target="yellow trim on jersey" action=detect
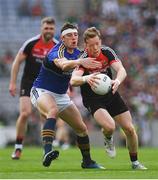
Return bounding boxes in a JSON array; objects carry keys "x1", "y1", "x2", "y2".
[{"x1": 58, "y1": 44, "x2": 65, "y2": 58}]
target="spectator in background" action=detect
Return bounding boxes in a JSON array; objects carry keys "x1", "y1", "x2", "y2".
[
  {"x1": 0, "y1": 50, "x2": 13, "y2": 77},
  {"x1": 2, "y1": 50, "x2": 14, "y2": 65},
  {"x1": 0, "y1": 59, "x2": 9, "y2": 77},
  {"x1": 65, "y1": 11, "x2": 78, "y2": 24},
  {"x1": 31, "y1": 0, "x2": 45, "y2": 17},
  {"x1": 102, "y1": 0, "x2": 120, "y2": 18},
  {"x1": 85, "y1": 0, "x2": 102, "y2": 16},
  {"x1": 17, "y1": 0, "x2": 30, "y2": 17}
]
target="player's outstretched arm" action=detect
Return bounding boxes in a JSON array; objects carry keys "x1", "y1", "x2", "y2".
[{"x1": 54, "y1": 57, "x2": 102, "y2": 71}]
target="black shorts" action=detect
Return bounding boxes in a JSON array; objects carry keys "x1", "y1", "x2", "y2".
[
  {"x1": 83, "y1": 92, "x2": 129, "y2": 117},
  {"x1": 20, "y1": 79, "x2": 33, "y2": 97}
]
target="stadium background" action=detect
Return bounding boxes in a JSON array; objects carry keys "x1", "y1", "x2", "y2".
[{"x1": 0, "y1": 0, "x2": 158, "y2": 148}]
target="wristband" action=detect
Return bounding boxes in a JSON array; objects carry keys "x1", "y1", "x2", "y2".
[
  {"x1": 115, "y1": 78, "x2": 121, "y2": 85},
  {"x1": 82, "y1": 75, "x2": 90, "y2": 83},
  {"x1": 82, "y1": 76, "x2": 87, "y2": 83}
]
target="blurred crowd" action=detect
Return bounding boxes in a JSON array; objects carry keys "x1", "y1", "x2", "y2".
[
  {"x1": 0, "y1": 0, "x2": 158, "y2": 146},
  {"x1": 17, "y1": 0, "x2": 45, "y2": 18}
]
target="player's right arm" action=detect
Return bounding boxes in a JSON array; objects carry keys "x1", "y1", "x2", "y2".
[
  {"x1": 70, "y1": 68, "x2": 100, "y2": 87},
  {"x1": 9, "y1": 52, "x2": 27, "y2": 96},
  {"x1": 54, "y1": 57, "x2": 102, "y2": 71},
  {"x1": 46, "y1": 46, "x2": 102, "y2": 72}
]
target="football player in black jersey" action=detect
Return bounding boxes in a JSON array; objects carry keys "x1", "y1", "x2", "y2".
[
  {"x1": 9, "y1": 17, "x2": 58, "y2": 160},
  {"x1": 71, "y1": 27, "x2": 147, "y2": 170}
]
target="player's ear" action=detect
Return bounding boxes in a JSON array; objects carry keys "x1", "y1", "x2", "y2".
[
  {"x1": 83, "y1": 42, "x2": 86, "y2": 49},
  {"x1": 61, "y1": 35, "x2": 64, "y2": 42},
  {"x1": 40, "y1": 26, "x2": 43, "y2": 33}
]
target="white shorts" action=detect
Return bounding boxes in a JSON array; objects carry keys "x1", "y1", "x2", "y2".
[{"x1": 30, "y1": 87, "x2": 73, "y2": 113}]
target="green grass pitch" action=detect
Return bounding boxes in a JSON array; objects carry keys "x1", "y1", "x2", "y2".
[{"x1": 0, "y1": 147, "x2": 158, "y2": 179}]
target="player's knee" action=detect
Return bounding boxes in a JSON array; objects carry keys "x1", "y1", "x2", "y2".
[
  {"x1": 107, "y1": 126, "x2": 115, "y2": 134},
  {"x1": 103, "y1": 123, "x2": 115, "y2": 134},
  {"x1": 76, "y1": 124, "x2": 88, "y2": 136},
  {"x1": 20, "y1": 110, "x2": 31, "y2": 119},
  {"x1": 47, "y1": 108, "x2": 58, "y2": 118},
  {"x1": 124, "y1": 125, "x2": 136, "y2": 136}
]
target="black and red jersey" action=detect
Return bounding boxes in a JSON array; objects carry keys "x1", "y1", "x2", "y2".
[
  {"x1": 79, "y1": 46, "x2": 120, "y2": 101},
  {"x1": 19, "y1": 34, "x2": 58, "y2": 83}
]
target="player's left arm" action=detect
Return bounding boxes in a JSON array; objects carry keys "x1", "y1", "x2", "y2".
[
  {"x1": 110, "y1": 60, "x2": 127, "y2": 94},
  {"x1": 103, "y1": 46, "x2": 127, "y2": 93}
]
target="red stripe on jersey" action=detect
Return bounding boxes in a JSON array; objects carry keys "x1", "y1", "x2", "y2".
[
  {"x1": 85, "y1": 51, "x2": 110, "y2": 73},
  {"x1": 32, "y1": 37, "x2": 56, "y2": 58}
]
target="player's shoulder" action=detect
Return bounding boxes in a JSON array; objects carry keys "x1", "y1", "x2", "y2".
[
  {"x1": 101, "y1": 45, "x2": 115, "y2": 53},
  {"x1": 101, "y1": 45, "x2": 117, "y2": 57},
  {"x1": 19, "y1": 34, "x2": 40, "y2": 52},
  {"x1": 52, "y1": 37, "x2": 59, "y2": 44},
  {"x1": 47, "y1": 41, "x2": 65, "y2": 59},
  {"x1": 80, "y1": 50, "x2": 88, "y2": 58},
  {"x1": 54, "y1": 41, "x2": 65, "y2": 53},
  {"x1": 23, "y1": 34, "x2": 40, "y2": 46}
]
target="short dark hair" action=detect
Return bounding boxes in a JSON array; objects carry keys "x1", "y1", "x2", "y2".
[
  {"x1": 83, "y1": 27, "x2": 101, "y2": 42},
  {"x1": 41, "y1": 17, "x2": 55, "y2": 25},
  {"x1": 61, "y1": 22, "x2": 78, "y2": 33}
]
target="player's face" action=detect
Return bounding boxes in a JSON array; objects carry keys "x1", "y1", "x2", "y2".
[
  {"x1": 41, "y1": 23, "x2": 55, "y2": 42},
  {"x1": 62, "y1": 32, "x2": 78, "y2": 50},
  {"x1": 85, "y1": 36, "x2": 101, "y2": 57}
]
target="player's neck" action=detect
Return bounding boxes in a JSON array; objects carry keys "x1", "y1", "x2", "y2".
[{"x1": 67, "y1": 48, "x2": 74, "y2": 54}]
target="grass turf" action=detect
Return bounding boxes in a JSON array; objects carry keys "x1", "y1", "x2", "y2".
[{"x1": 0, "y1": 147, "x2": 157, "y2": 179}]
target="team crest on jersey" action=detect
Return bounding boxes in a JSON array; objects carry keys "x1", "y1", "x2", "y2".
[{"x1": 103, "y1": 61, "x2": 108, "y2": 66}]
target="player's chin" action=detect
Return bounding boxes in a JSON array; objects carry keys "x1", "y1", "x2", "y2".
[
  {"x1": 93, "y1": 52, "x2": 99, "y2": 57},
  {"x1": 70, "y1": 44, "x2": 77, "y2": 48},
  {"x1": 45, "y1": 34, "x2": 53, "y2": 41}
]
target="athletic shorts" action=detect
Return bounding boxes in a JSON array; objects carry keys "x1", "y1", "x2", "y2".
[
  {"x1": 30, "y1": 87, "x2": 73, "y2": 113},
  {"x1": 20, "y1": 79, "x2": 33, "y2": 97},
  {"x1": 83, "y1": 92, "x2": 129, "y2": 117}
]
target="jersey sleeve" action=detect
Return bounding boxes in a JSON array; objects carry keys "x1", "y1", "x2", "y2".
[
  {"x1": 47, "y1": 42, "x2": 65, "y2": 63},
  {"x1": 18, "y1": 35, "x2": 40, "y2": 56},
  {"x1": 18, "y1": 41, "x2": 32, "y2": 56},
  {"x1": 47, "y1": 49, "x2": 59, "y2": 63},
  {"x1": 102, "y1": 46, "x2": 120, "y2": 65}
]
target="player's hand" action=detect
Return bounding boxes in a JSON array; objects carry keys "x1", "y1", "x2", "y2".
[
  {"x1": 84, "y1": 73, "x2": 100, "y2": 88},
  {"x1": 111, "y1": 79, "x2": 120, "y2": 94},
  {"x1": 9, "y1": 82, "x2": 17, "y2": 97},
  {"x1": 79, "y1": 58, "x2": 102, "y2": 69}
]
